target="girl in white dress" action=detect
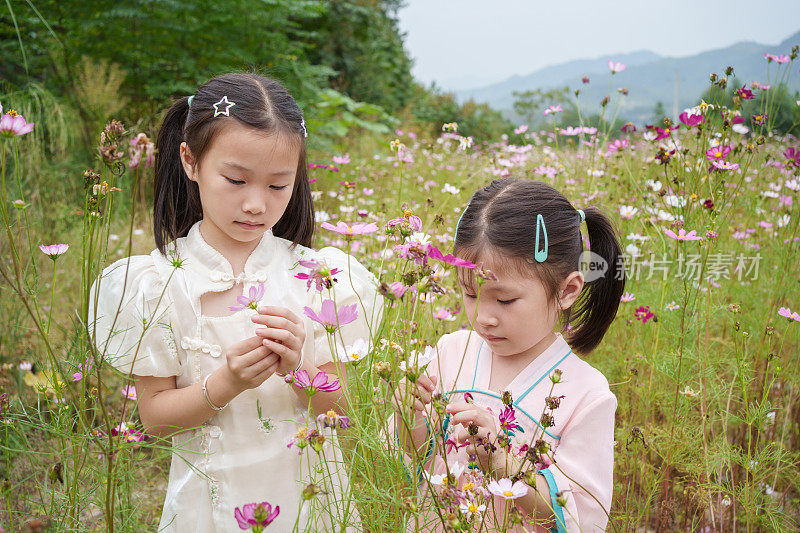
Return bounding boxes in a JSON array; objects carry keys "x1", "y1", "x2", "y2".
[{"x1": 89, "y1": 73, "x2": 381, "y2": 532}]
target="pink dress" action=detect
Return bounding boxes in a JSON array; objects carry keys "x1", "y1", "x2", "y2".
[{"x1": 421, "y1": 330, "x2": 616, "y2": 532}]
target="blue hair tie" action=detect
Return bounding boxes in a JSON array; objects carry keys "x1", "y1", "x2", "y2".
[
  {"x1": 577, "y1": 209, "x2": 585, "y2": 223},
  {"x1": 187, "y1": 95, "x2": 194, "y2": 107}
]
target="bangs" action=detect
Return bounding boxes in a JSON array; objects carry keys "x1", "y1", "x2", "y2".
[{"x1": 453, "y1": 243, "x2": 546, "y2": 294}]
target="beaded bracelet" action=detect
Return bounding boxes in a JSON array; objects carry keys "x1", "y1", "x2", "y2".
[{"x1": 202, "y1": 374, "x2": 229, "y2": 411}]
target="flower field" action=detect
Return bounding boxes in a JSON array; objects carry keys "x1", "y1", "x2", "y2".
[{"x1": 0, "y1": 52, "x2": 799, "y2": 532}]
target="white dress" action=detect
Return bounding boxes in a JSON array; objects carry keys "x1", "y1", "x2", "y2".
[{"x1": 89, "y1": 222, "x2": 382, "y2": 532}]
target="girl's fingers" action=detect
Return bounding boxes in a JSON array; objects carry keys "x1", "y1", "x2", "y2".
[
  {"x1": 227, "y1": 335, "x2": 266, "y2": 358},
  {"x1": 248, "y1": 353, "x2": 280, "y2": 375},
  {"x1": 256, "y1": 327, "x2": 302, "y2": 351},
  {"x1": 445, "y1": 401, "x2": 474, "y2": 414},
  {"x1": 238, "y1": 346, "x2": 274, "y2": 368},
  {"x1": 417, "y1": 375, "x2": 436, "y2": 393},
  {"x1": 448, "y1": 410, "x2": 479, "y2": 427},
  {"x1": 253, "y1": 361, "x2": 280, "y2": 384},
  {"x1": 256, "y1": 305, "x2": 302, "y2": 325},
  {"x1": 262, "y1": 339, "x2": 289, "y2": 356}
]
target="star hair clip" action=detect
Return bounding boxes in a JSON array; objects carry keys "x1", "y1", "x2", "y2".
[{"x1": 213, "y1": 96, "x2": 236, "y2": 117}]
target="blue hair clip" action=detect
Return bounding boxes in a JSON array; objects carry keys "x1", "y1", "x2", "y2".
[
  {"x1": 453, "y1": 205, "x2": 469, "y2": 243},
  {"x1": 577, "y1": 209, "x2": 585, "y2": 223},
  {"x1": 534, "y1": 214, "x2": 548, "y2": 262},
  {"x1": 187, "y1": 95, "x2": 194, "y2": 107}
]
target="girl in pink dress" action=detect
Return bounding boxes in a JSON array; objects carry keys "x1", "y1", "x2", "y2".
[{"x1": 394, "y1": 178, "x2": 626, "y2": 532}]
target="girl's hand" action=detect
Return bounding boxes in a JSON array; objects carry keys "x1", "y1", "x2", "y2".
[
  {"x1": 392, "y1": 375, "x2": 438, "y2": 412},
  {"x1": 223, "y1": 335, "x2": 280, "y2": 391},
  {"x1": 252, "y1": 306, "x2": 306, "y2": 375},
  {"x1": 446, "y1": 402, "x2": 504, "y2": 473}
]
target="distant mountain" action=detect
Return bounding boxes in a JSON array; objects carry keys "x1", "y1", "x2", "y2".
[{"x1": 456, "y1": 31, "x2": 800, "y2": 124}]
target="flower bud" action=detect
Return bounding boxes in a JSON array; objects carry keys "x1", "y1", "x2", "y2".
[{"x1": 550, "y1": 369, "x2": 563, "y2": 383}]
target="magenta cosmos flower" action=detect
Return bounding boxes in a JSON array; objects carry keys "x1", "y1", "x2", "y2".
[
  {"x1": 499, "y1": 406, "x2": 522, "y2": 434},
  {"x1": 427, "y1": 244, "x2": 477, "y2": 268},
  {"x1": 487, "y1": 478, "x2": 529, "y2": 500},
  {"x1": 234, "y1": 501, "x2": 280, "y2": 531},
  {"x1": 39, "y1": 243, "x2": 69, "y2": 260},
  {"x1": 607, "y1": 60, "x2": 626, "y2": 73},
  {"x1": 736, "y1": 87, "x2": 756, "y2": 100},
  {"x1": 0, "y1": 112, "x2": 34, "y2": 138},
  {"x1": 679, "y1": 112, "x2": 704, "y2": 127},
  {"x1": 783, "y1": 147, "x2": 800, "y2": 167},
  {"x1": 321, "y1": 220, "x2": 379, "y2": 237},
  {"x1": 778, "y1": 307, "x2": 800, "y2": 322},
  {"x1": 664, "y1": 228, "x2": 703, "y2": 241},
  {"x1": 304, "y1": 299, "x2": 357, "y2": 333},
  {"x1": 287, "y1": 369, "x2": 341, "y2": 394},
  {"x1": 229, "y1": 283, "x2": 265, "y2": 312}
]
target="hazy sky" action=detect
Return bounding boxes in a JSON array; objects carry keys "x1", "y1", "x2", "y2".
[{"x1": 398, "y1": 1, "x2": 800, "y2": 91}]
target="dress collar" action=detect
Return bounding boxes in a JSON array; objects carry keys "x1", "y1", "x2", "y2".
[
  {"x1": 176, "y1": 221, "x2": 277, "y2": 286},
  {"x1": 473, "y1": 332, "x2": 573, "y2": 399}
]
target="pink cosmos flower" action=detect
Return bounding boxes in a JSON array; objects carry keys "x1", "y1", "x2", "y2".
[
  {"x1": 514, "y1": 125, "x2": 529, "y2": 134},
  {"x1": 304, "y1": 299, "x2": 357, "y2": 333},
  {"x1": 705, "y1": 145, "x2": 732, "y2": 162},
  {"x1": 621, "y1": 122, "x2": 637, "y2": 133},
  {"x1": 295, "y1": 259, "x2": 341, "y2": 292},
  {"x1": 620, "y1": 292, "x2": 636, "y2": 303},
  {"x1": 321, "y1": 221, "x2": 379, "y2": 237},
  {"x1": 487, "y1": 478, "x2": 529, "y2": 500},
  {"x1": 543, "y1": 105, "x2": 562, "y2": 116},
  {"x1": 234, "y1": 501, "x2": 280, "y2": 530},
  {"x1": 432, "y1": 307, "x2": 456, "y2": 321},
  {"x1": 121, "y1": 385, "x2": 137, "y2": 401},
  {"x1": 0, "y1": 112, "x2": 35, "y2": 137},
  {"x1": 316, "y1": 409, "x2": 351, "y2": 429},
  {"x1": 607, "y1": 60, "x2": 626, "y2": 73},
  {"x1": 386, "y1": 214, "x2": 423, "y2": 232},
  {"x1": 228, "y1": 283, "x2": 265, "y2": 312},
  {"x1": 386, "y1": 281, "x2": 410, "y2": 299},
  {"x1": 129, "y1": 133, "x2": 155, "y2": 170},
  {"x1": 736, "y1": 88, "x2": 755, "y2": 100},
  {"x1": 286, "y1": 369, "x2": 341, "y2": 393},
  {"x1": 427, "y1": 244, "x2": 477, "y2": 268},
  {"x1": 332, "y1": 154, "x2": 350, "y2": 165},
  {"x1": 607, "y1": 138, "x2": 629, "y2": 153},
  {"x1": 778, "y1": 307, "x2": 800, "y2": 322},
  {"x1": 711, "y1": 160, "x2": 740, "y2": 171},
  {"x1": 764, "y1": 53, "x2": 789, "y2": 63},
  {"x1": 39, "y1": 243, "x2": 69, "y2": 260},
  {"x1": 664, "y1": 228, "x2": 703, "y2": 241},
  {"x1": 679, "y1": 112, "x2": 705, "y2": 127}
]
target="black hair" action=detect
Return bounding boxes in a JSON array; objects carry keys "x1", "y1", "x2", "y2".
[
  {"x1": 453, "y1": 178, "x2": 625, "y2": 355},
  {"x1": 153, "y1": 72, "x2": 314, "y2": 253}
]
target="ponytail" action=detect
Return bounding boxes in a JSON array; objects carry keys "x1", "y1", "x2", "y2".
[
  {"x1": 563, "y1": 207, "x2": 626, "y2": 355},
  {"x1": 153, "y1": 96, "x2": 203, "y2": 253}
]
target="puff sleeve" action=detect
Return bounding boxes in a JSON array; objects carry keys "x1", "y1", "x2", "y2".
[
  {"x1": 540, "y1": 392, "x2": 617, "y2": 532},
  {"x1": 307, "y1": 247, "x2": 384, "y2": 368},
  {"x1": 88, "y1": 255, "x2": 182, "y2": 377}
]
